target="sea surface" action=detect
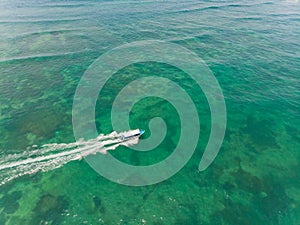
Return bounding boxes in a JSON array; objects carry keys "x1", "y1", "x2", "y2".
[{"x1": 0, "y1": 0, "x2": 300, "y2": 224}]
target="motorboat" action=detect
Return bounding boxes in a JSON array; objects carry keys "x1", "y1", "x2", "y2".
[{"x1": 120, "y1": 129, "x2": 145, "y2": 141}]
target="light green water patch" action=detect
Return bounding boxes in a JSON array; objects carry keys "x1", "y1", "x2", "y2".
[{"x1": 0, "y1": 52, "x2": 98, "y2": 150}]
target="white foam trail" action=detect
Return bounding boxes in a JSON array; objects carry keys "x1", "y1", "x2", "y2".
[{"x1": 0, "y1": 130, "x2": 140, "y2": 185}]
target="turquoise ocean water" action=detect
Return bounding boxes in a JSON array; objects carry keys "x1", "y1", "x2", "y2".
[{"x1": 0, "y1": 0, "x2": 300, "y2": 224}]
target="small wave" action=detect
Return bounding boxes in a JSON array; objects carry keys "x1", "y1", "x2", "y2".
[
  {"x1": 0, "y1": 51, "x2": 92, "y2": 63},
  {"x1": 41, "y1": 3, "x2": 94, "y2": 8},
  {"x1": 174, "y1": 5, "x2": 221, "y2": 14},
  {"x1": 0, "y1": 18, "x2": 85, "y2": 24},
  {"x1": 169, "y1": 2, "x2": 273, "y2": 15},
  {"x1": 15, "y1": 29, "x2": 80, "y2": 39},
  {"x1": 233, "y1": 17, "x2": 263, "y2": 21}
]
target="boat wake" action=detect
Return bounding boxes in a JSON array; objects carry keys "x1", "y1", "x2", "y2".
[{"x1": 0, "y1": 130, "x2": 141, "y2": 185}]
